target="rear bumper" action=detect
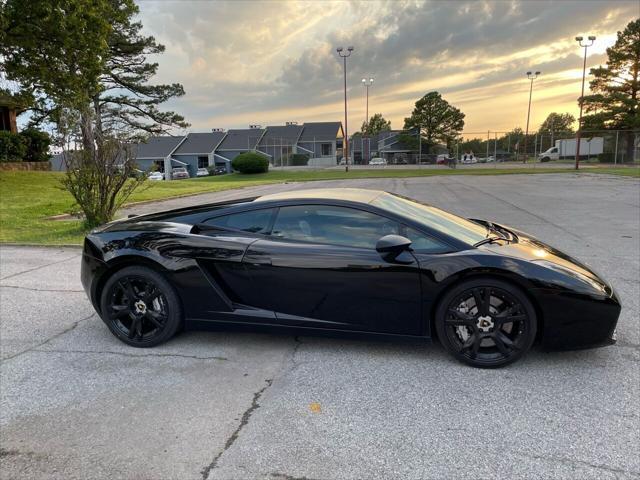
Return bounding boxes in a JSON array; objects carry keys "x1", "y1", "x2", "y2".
[{"x1": 533, "y1": 288, "x2": 621, "y2": 351}]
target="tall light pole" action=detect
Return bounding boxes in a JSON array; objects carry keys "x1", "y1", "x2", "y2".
[
  {"x1": 361, "y1": 77, "x2": 373, "y2": 163},
  {"x1": 337, "y1": 46, "x2": 354, "y2": 172},
  {"x1": 523, "y1": 71, "x2": 540, "y2": 163},
  {"x1": 575, "y1": 35, "x2": 595, "y2": 170}
]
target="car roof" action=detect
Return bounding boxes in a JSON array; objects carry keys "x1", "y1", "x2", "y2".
[{"x1": 254, "y1": 188, "x2": 385, "y2": 204}]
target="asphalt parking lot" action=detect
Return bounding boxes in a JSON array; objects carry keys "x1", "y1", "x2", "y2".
[{"x1": 1, "y1": 173, "x2": 639, "y2": 480}]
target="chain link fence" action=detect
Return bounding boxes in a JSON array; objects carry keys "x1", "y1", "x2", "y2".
[
  {"x1": 454, "y1": 129, "x2": 639, "y2": 164},
  {"x1": 251, "y1": 129, "x2": 639, "y2": 169}
]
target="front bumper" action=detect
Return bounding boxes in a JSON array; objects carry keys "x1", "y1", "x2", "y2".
[{"x1": 533, "y1": 287, "x2": 621, "y2": 351}]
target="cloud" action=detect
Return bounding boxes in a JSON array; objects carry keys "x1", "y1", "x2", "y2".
[{"x1": 138, "y1": 0, "x2": 639, "y2": 133}]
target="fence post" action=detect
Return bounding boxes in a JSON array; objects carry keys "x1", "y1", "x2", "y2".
[
  {"x1": 486, "y1": 130, "x2": 490, "y2": 163},
  {"x1": 614, "y1": 130, "x2": 619, "y2": 165}
]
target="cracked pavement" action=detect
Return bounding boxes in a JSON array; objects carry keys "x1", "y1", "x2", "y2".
[{"x1": 1, "y1": 174, "x2": 639, "y2": 479}]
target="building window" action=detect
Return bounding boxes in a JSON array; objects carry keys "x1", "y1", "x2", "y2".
[
  {"x1": 321, "y1": 143, "x2": 332, "y2": 156},
  {"x1": 198, "y1": 156, "x2": 208, "y2": 168},
  {"x1": 154, "y1": 160, "x2": 164, "y2": 173}
]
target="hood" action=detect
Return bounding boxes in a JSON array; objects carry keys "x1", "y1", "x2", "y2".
[{"x1": 482, "y1": 225, "x2": 612, "y2": 296}]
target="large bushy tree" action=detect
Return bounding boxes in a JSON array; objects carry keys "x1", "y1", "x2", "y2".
[
  {"x1": 581, "y1": 18, "x2": 639, "y2": 161},
  {"x1": 1, "y1": 0, "x2": 189, "y2": 226},
  {"x1": 361, "y1": 113, "x2": 391, "y2": 136},
  {"x1": 1, "y1": 0, "x2": 188, "y2": 141},
  {"x1": 404, "y1": 92, "x2": 465, "y2": 152},
  {"x1": 539, "y1": 113, "x2": 576, "y2": 136}
]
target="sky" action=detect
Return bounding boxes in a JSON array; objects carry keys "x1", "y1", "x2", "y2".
[{"x1": 137, "y1": 0, "x2": 639, "y2": 137}]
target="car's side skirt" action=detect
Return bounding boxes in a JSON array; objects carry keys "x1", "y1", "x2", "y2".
[{"x1": 185, "y1": 318, "x2": 433, "y2": 344}]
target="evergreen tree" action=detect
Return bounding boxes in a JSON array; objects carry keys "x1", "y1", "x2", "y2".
[
  {"x1": 404, "y1": 92, "x2": 465, "y2": 152},
  {"x1": 581, "y1": 18, "x2": 639, "y2": 161}
]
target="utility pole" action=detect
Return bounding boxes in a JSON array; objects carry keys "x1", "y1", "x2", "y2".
[
  {"x1": 337, "y1": 46, "x2": 354, "y2": 172},
  {"x1": 362, "y1": 77, "x2": 373, "y2": 164},
  {"x1": 575, "y1": 35, "x2": 596, "y2": 170},
  {"x1": 523, "y1": 71, "x2": 541, "y2": 163}
]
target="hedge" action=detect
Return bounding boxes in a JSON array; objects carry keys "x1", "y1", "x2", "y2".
[
  {"x1": 0, "y1": 129, "x2": 51, "y2": 163},
  {"x1": 288, "y1": 153, "x2": 309, "y2": 166},
  {"x1": 0, "y1": 131, "x2": 27, "y2": 162},
  {"x1": 231, "y1": 151, "x2": 269, "y2": 173}
]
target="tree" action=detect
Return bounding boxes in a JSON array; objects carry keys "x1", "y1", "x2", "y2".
[
  {"x1": 60, "y1": 124, "x2": 146, "y2": 227},
  {"x1": 539, "y1": 113, "x2": 575, "y2": 136},
  {"x1": 1, "y1": 0, "x2": 189, "y2": 141},
  {"x1": 361, "y1": 113, "x2": 391, "y2": 136},
  {"x1": 581, "y1": 18, "x2": 640, "y2": 162},
  {"x1": 1, "y1": 0, "x2": 189, "y2": 226},
  {"x1": 403, "y1": 92, "x2": 465, "y2": 152}
]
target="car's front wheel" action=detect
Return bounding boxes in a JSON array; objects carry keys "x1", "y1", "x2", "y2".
[
  {"x1": 100, "y1": 266, "x2": 182, "y2": 347},
  {"x1": 435, "y1": 278, "x2": 537, "y2": 368}
]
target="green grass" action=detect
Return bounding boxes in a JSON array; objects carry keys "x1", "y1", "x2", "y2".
[{"x1": 1, "y1": 166, "x2": 638, "y2": 245}]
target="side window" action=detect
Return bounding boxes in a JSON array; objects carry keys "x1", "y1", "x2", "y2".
[
  {"x1": 272, "y1": 205, "x2": 400, "y2": 249},
  {"x1": 204, "y1": 209, "x2": 274, "y2": 234},
  {"x1": 405, "y1": 227, "x2": 451, "y2": 253}
]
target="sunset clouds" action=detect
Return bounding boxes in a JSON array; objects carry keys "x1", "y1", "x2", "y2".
[{"x1": 138, "y1": 0, "x2": 639, "y2": 134}]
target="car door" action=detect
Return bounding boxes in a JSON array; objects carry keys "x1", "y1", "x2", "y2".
[
  {"x1": 241, "y1": 204, "x2": 423, "y2": 335},
  {"x1": 189, "y1": 207, "x2": 276, "y2": 313}
]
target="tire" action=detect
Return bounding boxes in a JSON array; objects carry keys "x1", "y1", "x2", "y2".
[
  {"x1": 100, "y1": 266, "x2": 182, "y2": 348},
  {"x1": 435, "y1": 278, "x2": 537, "y2": 368}
]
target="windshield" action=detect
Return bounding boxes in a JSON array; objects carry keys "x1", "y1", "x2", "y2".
[{"x1": 372, "y1": 192, "x2": 488, "y2": 245}]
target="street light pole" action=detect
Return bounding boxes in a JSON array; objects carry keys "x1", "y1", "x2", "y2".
[
  {"x1": 337, "y1": 46, "x2": 354, "y2": 172},
  {"x1": 575, "y1": 35, "x2": 596, "y2": 170},
  {"x1": 361, "y1": 77, "x2": 373, "y2": 164},
  {"x1": 523, "y1": 71, "x2": 540, "y2": 163}
]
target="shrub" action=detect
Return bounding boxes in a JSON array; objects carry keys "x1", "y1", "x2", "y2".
[
  {"x1": 232, "y1": 151, "x2": 269, "y2": 173},
  {"x1": 597, "y1": 152, "x2": 616, "y2": 164},
  {"x1": 21, "y1": 128, "x2": 52, "y2": 162},
  {"x1": 288, "y1": 153, "x2": 309, "y2": 166},
  {"x1": 0, "y1": 131, "x2": 27, "y2": 162}
]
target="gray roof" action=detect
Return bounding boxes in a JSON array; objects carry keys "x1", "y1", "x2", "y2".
[
  {"x1": 258, "y1": 125, "x2": 303, "y2": 146},
  {"x1": 173, "y1": 132, "x2": 226, "y2": 155},
  {"x1": 217, "y1": 129, "x2": 265, "y2": 150},
  {"x1": 350, "y1": 133, "x2": 384, "y2": 152},
  {"x1": 134, "y1": 136, "x2": 184, "y2": 159},
  {"x1": 299, "y1": 122, "x2": 343, "y2": 142}
]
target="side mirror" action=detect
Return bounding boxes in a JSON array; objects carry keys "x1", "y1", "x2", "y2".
[{"x1": 376, "y1": 234, "x2": 413, "y2": 263}]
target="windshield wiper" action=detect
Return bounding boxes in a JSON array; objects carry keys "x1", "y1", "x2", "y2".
[{"x1": 473, "y1": 235, "x2": 504, "y2": 247}]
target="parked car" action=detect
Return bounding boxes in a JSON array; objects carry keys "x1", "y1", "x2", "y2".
[
  {"x1": 436, "y1": 154, "x2": 448, "y2": 165},
  {"x1": 82, "y1": 188, "x2": 620, "y2": 369},
  {"x1": 369, "y1": 157, "x2": 387, "y2": 165},
  {"x1": 171, "y1": 167, "x2": 190, "y2": 180},
  {"x1": 148, "y1": 171, "x2": 164, "y2": 181},
  {"x1": 196, "y1": 167, "x2": 209, "y2": 177},
  {"x1": 213, "y1": 165, "x2": 227, "y2": 175},
  {"x1": 460, "y1": 153, "x2": 477, "y2": 164},
  {"x1": 478, "y1": 156, "x2": 496, "y2": 163}
]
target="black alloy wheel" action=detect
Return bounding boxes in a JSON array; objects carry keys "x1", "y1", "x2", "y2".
[
  {"x1": 100, "y1": 266, "x2": 182, "y2": 347},
  {"x1": 435, "y1": 278, "x2": 537, "y2": 368}
]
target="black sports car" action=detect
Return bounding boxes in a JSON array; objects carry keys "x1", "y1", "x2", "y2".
[{"x1": 81, "y1": 188, "x2": 621, "y2": 368}]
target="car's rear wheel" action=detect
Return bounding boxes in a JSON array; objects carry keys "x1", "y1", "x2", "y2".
[
  {"x1": 100, "y1": 266, "x2": 182, "y2": 347},
  {"x1": 435, "y1": 278, "x2": 536, "y2": 368}
]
